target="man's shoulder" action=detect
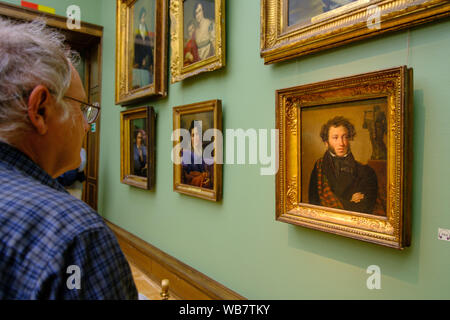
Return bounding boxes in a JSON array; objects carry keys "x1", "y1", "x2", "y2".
[
  {"x1": 0, "y1": 166, "x2": 106, "y2": 252},
  {"x1": 313, "y1": 156, "x2": 325, "y2": 167}
]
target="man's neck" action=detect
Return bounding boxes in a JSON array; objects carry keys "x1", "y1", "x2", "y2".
[
  {"x1": 8, "y1": 136, "x2": 64, "y2": 178},
  {"x1": 328, "y1": 150, "x2": 349, "y2": 158}
]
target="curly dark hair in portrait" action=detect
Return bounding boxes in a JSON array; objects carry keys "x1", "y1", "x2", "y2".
[
  {"x1": 193, "y1": 2, "x2": 203, "y2": 17},
  {"x1": 320, "y1": 116, "x2": 356, "y2": 142},
  {"x1": 193, "y1": 2, "x2": 213, "y2": 20}
]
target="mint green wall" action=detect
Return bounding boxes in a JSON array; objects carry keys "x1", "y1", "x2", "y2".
[
  {"x1": 100, "y1": 1, "x2": 450, "y2": 299},
  {"x1": 3, "y1": 0, "x2": 450, "y2": 299}
]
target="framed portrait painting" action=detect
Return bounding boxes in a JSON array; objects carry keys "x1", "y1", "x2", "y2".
[
  {"x1": 173, "y1": 100, "x2": 222, "y2": 201},
  {"x1": 120, "y1": 106, "x2": 156, "y2": 189},
  {"x1": 261, "y1": 0, "x2": 450, "y2": 64},
  {"x1": 116, "y1": 0, "x2": 168, "y2": 105},
  {"x1": 170, "y1": 0, "x2": 225, "y2": 83},
  {"x1": 276, "y1": 66, "x2": 413, "y2": 249}
]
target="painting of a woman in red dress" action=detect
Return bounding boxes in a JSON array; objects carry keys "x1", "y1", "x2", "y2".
[{"x1": 183, "y1": 20, "x2": 199, "y2": 66}]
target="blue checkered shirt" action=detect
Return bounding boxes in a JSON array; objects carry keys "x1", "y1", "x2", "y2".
[{"x1": 0, "y1": 142, "x2": 138, "y2": 299}]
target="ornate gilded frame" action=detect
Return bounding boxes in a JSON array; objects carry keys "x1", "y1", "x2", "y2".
[
  {"x1": 261, "y1": 0, "x2": 450, "y2": 64},
  {"x1": 116, "y1": 0, "x2": 168, "y2": 105},
  {"x1": 173, "y1": 100, "x2": 223, "y2": 201},
  {"x1": 170, "y1": 0, "x2": 225, "y2": 83},
  {"x1": 120, "y1": 106, "x2": 156, "y2": 189},
  {"x1": 276, "y1": 66, "x2": 413, "y2": 249}
]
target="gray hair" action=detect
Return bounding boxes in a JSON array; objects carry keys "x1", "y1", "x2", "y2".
[{"x1": 0, "y1": 18, "x2": 78, "y2": 141}]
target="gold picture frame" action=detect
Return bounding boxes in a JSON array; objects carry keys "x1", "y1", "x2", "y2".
[
  {"x1": 173, "y1": 100, "x2": 223, "y2": 201},
  {"x1": 170, "y1": 0, "x2": 225, "y2": 83},
  {"x1": 276, "y1": 66, "x2": 413, "y2": 249},
  {"x1": 261, "y1": 0, "x2": 450, "y2": 64},
  {"x1": 116, "y1": 0, "x2": 168, "y2": 105},
  {"x1": 120, "y1": 106, "x2": 156, "y2": 189}
]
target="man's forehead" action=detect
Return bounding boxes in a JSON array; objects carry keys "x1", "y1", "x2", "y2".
[
  {"x1": 68, "y1": 64, "x2": 87, "y2": 101},
  {"x1": 329, "y1": 125, "x2": 348, "y2": 133}
]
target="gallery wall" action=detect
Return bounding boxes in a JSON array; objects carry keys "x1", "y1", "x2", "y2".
[{"x1": 3, "y1": 0, "x2": 450, "y2": 299}]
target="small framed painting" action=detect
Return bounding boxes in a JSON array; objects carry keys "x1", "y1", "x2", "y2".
[
  {"x1": 120, "y1": 106, "x2": 156, "y2": 189},
  {"x1": 116, "y1": 0, "x2": 168, "y2": 105},
  {"x1": 170, "y1": 0, "x2": 225, "y2": 83},
  {"x1": 172, "y1": 100, "x2": 222, "y2": 201}
]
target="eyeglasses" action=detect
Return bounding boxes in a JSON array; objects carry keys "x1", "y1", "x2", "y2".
[{"x1": 63, "y1": 96, "x2": 101, "y2": 124}]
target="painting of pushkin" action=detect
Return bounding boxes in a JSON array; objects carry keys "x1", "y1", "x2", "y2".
[{"x1": 308, "y1": 116, "x2": 378, "y2": 214}]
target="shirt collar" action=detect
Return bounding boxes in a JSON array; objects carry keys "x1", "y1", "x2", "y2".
[
  {"x1": 0, "y1": 142, "x2": 67, "y2": 193},
  {"x1": 328, "y1": 150, "x2": 349, "y2": 158}
]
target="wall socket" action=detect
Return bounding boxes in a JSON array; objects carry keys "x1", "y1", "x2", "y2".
[{"x1": 438, "y1": 228, "x2": 450, "y2": 241}]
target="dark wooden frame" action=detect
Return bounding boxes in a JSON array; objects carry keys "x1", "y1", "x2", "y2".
[
  {"x1": 116, "y1": 0, "x2": 168, "y2": 105},
  {"x1": 173, "y1": 100, "x2": 223, "y2": 201},
  {"x1": 120, "y1": 106, "x2": 156, "y2": 189},
  {"x1": 276, "y1": 66, "x2": 413, "y2": 249}
]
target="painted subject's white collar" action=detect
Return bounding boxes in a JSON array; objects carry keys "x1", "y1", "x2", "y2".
[{"x1": 329, "y1": 150, "x2": 349, "y2": 158}]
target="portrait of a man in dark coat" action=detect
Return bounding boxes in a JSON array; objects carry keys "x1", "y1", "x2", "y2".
[{"x1": 308, "y1": 116, "x2": 379, "y2": 214}]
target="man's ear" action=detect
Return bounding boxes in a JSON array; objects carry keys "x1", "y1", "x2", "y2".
[{"x1": 27, "y1": 85, "x2": 52, "y2": 135}]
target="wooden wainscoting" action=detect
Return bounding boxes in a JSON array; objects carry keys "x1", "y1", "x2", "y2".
[{"x1": 106, "y1": 220, "x2": 246, "y2": 300}]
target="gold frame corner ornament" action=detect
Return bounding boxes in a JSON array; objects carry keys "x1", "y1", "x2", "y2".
[
  {"x1": 261, "y1": 0, "x2": 450, "y2": 64},
  {"x1": 170, "y1": 0, "x2": 226, "y2": 83},
  {"x1": 276, "y1": 66, "x2": 413, "y2": 249}
]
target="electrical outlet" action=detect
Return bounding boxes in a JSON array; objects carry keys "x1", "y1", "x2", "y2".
[{"x1": 438, "y1": 228, "x2": 450, "y2": 241}]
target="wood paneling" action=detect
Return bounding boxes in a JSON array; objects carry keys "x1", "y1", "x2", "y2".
[
  {"x1": 106, "y1": 220, "x2": 246, "y2": 300},
  {"x1": 82, "y1": 44, "x2": 102, "y2": 211},
  {"x1": 85, "y1": 183, "x2": 96, "y2": 209}
]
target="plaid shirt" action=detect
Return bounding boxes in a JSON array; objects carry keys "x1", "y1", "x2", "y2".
[{"x1": 0, "y1": 142, "x2": 138, "y2": 299}]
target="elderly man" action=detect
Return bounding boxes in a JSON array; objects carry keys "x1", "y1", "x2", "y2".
[
  {"x1": 308, "y1": 116, "x2": 379, "y2": 214},
  {"x1": 0, "y1": 19, "x2": 137, "y2": 299}
]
